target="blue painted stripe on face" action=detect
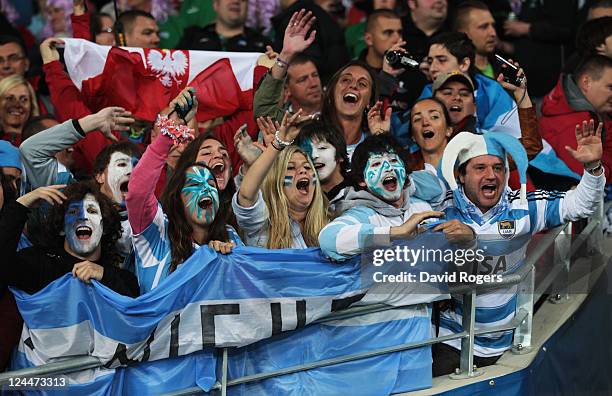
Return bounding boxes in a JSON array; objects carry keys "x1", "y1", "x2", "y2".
[{"x1": 284, "y1": 176, "x2": 294, "y2": 186}]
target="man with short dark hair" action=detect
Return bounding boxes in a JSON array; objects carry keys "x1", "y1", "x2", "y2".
[
  {"x1": 452, "y1": 1, "x2": 497, "y2": 78},
  {"x1": 0, "y1": 36, "x2": 29, "y2": 81},
  {"x1": 117, "y1": 10, "x2": 160, "y2": 48},
  {"x1": 362, "y1": 9, "x2": 428, "y2": 110},
  {"x1": 177, "y1": 0, "x2": 271, "y2": 52},
  {"x1": 587, "y1": 0, "x2": 612, "y2": 20},
  {"x1": 540, "y1": 55, "x2": 612, "y2": 180}
]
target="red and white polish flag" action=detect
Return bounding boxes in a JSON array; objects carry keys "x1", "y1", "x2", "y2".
[{"x1": 62, "y1": 38, "x2": 262, "y2": 121}]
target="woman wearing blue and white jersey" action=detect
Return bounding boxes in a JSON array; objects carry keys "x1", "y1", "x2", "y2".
[{"x1": 127, "y1": 89, "x2": 242, "y2": 294}]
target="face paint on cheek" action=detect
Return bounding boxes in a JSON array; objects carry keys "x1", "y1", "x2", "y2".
[
  {"x1": 363, "y1": 154, "x2": 406, "y2": 202},
  {"x1": 311, "y1": 140, "x2": 337, "y2": 182},
  {"x1": 106, "y1": 152, "x2": 133, "y2": 204},
  {"x1": 284, "y1": 176, "x2": 294, "y2": 187},
  {"x1": 64, "y1": 195, "x2": 103, "y2": 256},
  {"x1": 182, "y1": 167, "x2": 220, "y2": 225}
]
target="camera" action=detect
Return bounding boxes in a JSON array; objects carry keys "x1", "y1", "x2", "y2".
[
  {"x1": 385, "y1": 50, "x2": 419, "y2": 70},
  {"x1": 494, "y1": 54, "x2": 526, "y2": 87}
]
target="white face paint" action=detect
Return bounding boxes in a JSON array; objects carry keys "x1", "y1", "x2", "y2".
[
  {"x1": 309, "y1": 137, "x2": 337, "y2": 182},
  {"x1": 64, "y1": 194, "x2": 104, "y2": 257},
  {"x1": 106, "y1": 152, "x2": 137, "y2": 204},
  {"x1": 363, "y1": 152, "x2": 407, "y2": 203}
]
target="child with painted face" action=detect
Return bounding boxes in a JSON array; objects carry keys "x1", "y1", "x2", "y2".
[
  {"x1": 319, "y1": 134, "x2": 458, "y2": 261},
  {"x1": 127, "y1": 88, "x2": 243, "y2": 294},
  {"x1": 233, "y1": 110, "x2": 329, "y2": 248},
  {"x1": 0, "y1": 181, "x2": 140, "y2": 296}
]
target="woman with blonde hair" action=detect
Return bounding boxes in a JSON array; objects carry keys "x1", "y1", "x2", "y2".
[
  {"x1": 233, "y1": 110, "x2": 328, "y2": 249},
  {"x1": 0, "y1": 75, "x2": 39, "y2": 147}
]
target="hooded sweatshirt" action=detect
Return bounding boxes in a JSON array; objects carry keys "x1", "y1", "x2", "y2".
[
  {"x1": 540, "y1": 74, "x2": 612, "y2": 180},
  {"x1": 319, "y1": 187, "x2": 432, "y2": 261}
]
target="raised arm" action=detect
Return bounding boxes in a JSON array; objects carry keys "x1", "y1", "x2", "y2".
[
  {"x1": 20, "y1": 107, "x2": 133, "y2": 189},
  {"x1": 71, "y1": 0, "x2": 92, "y2": 41},
  {"x1": 238, "y1": 111, "x2": 303, "y2": 207},
  {"x1": 496, "y1": 61, "x2": 543, "y2": 160},
  {"x1": 530, "y1": 121, "x2": 605, "y2": 233},
  {"x1": 253, "y1": 10, "x2": 316, "y2": 121},
  {"x1": 127, "y1": 89, "x2": 197, "y2": 234}
]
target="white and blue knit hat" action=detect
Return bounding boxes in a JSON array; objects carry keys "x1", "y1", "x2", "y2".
[{"x1": 440, "y1": 131, "x2": 529, "y2": 206}]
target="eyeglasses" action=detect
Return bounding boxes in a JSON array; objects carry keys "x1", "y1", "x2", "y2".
[{"x1": 0, "y1": 55, "x2": 25, "y2": 65}]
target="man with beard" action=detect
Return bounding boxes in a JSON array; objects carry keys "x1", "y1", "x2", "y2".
[
  {"x1": 319, "y1": 134, "x2": 472, "y2": 261},
  {"x1": 432, "y1": 126, "x2": 604, "y2": 375},
  {"x1": 0, "y1": 181, "x2": 139, "y2": 297}
]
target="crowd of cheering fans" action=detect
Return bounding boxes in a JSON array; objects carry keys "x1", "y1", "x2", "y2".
[{"x1": 0, "y1": 0, "x2": 610, "y2": 379}]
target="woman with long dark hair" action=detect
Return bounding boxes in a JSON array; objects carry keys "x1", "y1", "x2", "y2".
[
  {"x1": 320, "y1": 60, "x2": 390, "y2": 158},
  {"x1": 127, "y1": 89, "x2": 242, "y2": 294},
  {"x1": 179, "y1": 133, "x2": 237, "y2": 230}
]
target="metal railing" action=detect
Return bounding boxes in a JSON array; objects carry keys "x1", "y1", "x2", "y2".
[{"x1": 0, "y1": 200, "x2": 607, "y2": 395}]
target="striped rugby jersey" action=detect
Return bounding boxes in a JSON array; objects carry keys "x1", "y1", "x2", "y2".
[
  {"x1": 132, "y1": 204, "x2": 243, "y2": 294},
  {"x1": 437, "y1": 171, "x2": 604, "y2": 357}
]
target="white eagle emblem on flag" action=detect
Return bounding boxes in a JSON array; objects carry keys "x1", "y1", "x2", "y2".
[{"x1": 146, "y1": 49, "x2": 188, "y2": 87}]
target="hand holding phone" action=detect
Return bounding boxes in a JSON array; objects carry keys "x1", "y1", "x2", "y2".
[{"x1": 494, "y1": 54, "x2": 525, "y2": 87}]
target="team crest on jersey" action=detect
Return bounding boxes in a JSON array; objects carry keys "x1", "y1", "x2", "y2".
[{"x1": 497, "y1": 220, "x2": 516, "y2": 239}]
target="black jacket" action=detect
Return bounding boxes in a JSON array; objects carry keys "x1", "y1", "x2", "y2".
[
  {"x1": 0, "y1": 201, "x2": 140, "y2": 297},
  {"x1": 497, "y1": 0, "x2": 577, "y2": 97},
  {"x1": 272, "y1": 0, "x2": 349, "y2": 83},
  {"x1": 177, "y1": 23, "x2": 272, "y2": 53}
]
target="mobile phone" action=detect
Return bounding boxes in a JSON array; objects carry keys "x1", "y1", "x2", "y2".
[
  {"x1": 174, "y1": 89, "x2": 195, "y2": 120},
  {"x1": 494, "y1": 54, "x2": 525, "y2": 87}
]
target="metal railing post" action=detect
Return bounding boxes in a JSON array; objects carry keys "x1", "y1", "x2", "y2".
[
  {"x1": 450, "y1": 290, "x2": 482, "y2": 379},
  {"x1": 587, "y1": 192, "x2": 604, "y2": 255},
  {"x1": 221, "y1": 348, "x2": 228, "y2": 396},
  {"x1": 512, "y1": 265, "x2": 534, "y2": 354},
  {"x1": 550, "y1": 223, "x2": 572, "y2": 304}
]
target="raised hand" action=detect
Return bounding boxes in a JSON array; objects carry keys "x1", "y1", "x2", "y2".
[
  {"x1": 79, "y1": 106, "x2": 134, "y2": 141},
  {"x1": 40, "y1": 37, "x2": 64, "y2": 64},
  {"x1": 566, "y1": 119, "x2": 603, "y2": 166},
  {"x1": 257, "y1": 45, "x2": 278, "y2": 68},
  {"x1": 72, "y1": 261, "x2": 104, "y2": 283},
  {"x1": 367, "y1": 101, "x2": 391, "y2": 135},
  {"x1": 167, "y1": 87, "x2": 198, "y2": 124},
  {"x1": 73, "y1": 0, "x2": 86, "y2": 16},
  {"x1": 281, "y1": 9, "x2": 317, "y2": 61},
  {"x1": 234, "y1": 124, "x2": 265, "y2": 167},
  {"x1": 16, "y1": 185, "x2": 67, "y2": 208},
  {"x1": 382, "y1": 40, "x2": 407, "y2": 77},
  {"x1": 277, "y1": 109, "x2": 311, "y2": 143},
  {"x1": 256, "y1": 116, "x2": 280, "y2": 146}
]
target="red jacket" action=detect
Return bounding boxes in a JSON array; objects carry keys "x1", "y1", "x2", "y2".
[{"x1": 540, "y1": 76, "x2": 612, "y2": 181}]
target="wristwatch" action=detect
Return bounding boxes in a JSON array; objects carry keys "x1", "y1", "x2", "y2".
[{"x1": 585, "y1": 161, "x2": 603, "y2": 176}]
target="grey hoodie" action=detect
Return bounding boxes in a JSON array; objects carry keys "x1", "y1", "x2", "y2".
[{"x1": 334, "y1": 186, "x2": 416, "y2": 218}]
